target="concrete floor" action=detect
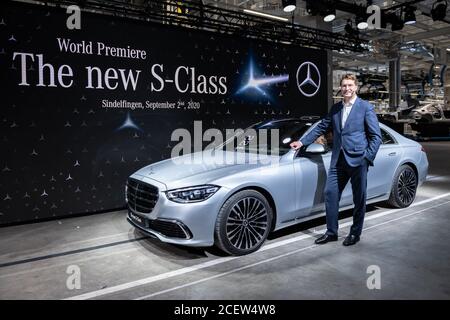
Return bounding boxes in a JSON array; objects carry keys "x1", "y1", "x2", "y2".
[{"x1": 0, "y1": 141, "x2": 449, "y2": 300}]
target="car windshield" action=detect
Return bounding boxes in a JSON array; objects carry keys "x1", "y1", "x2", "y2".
[{"x1": 217, "y1": 120, "x2": 311, "y2": 156}]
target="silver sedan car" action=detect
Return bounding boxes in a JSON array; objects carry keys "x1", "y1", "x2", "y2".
[{"x1": 126, "y1": 119, "x2": 428, "y2": 255}]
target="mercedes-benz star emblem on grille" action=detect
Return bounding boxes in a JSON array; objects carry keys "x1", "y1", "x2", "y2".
[{"x1": 296, "y1": 61, "x2": 321, "y2": 97}]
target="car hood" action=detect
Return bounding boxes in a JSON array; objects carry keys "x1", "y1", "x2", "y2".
[{"x1": 133, "y1": 150, "x2": 279, "y2": 190}]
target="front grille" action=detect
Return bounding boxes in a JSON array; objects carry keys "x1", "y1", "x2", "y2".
[
  {"x1": 149, "y1": 219, "x2": 191, "y2": 239},
  {"x1": 127, "y1": 178, "x2": 159, "y2": 213}
]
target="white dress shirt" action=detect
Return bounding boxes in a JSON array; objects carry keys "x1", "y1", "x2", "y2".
[{"x1": 341, "y1": 95, "x2": 357, "y2": 128}]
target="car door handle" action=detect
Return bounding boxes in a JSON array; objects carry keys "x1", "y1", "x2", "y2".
[{"x1": 388, "y1": 152, "x2": 397, "y2": 156}]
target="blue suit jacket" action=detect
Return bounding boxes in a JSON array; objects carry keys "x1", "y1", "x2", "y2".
[{"x1": 300, "y1": 97, "x2": 382, "y2": 168}]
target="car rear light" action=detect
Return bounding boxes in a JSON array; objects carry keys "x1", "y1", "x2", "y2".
[{"x1": 421, "y1": 146, "x2": 426, "y2": 153}]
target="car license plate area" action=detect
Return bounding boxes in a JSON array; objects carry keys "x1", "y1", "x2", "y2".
[{"x1": 129, "y1": 211, "x2": 146, "y2": 228}]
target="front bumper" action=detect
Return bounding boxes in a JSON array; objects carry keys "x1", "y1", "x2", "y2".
[{"x1": 126, "y1": 174, "x2": 230, "y2": 247}]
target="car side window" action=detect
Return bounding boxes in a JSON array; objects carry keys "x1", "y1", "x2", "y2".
[{"x1": 381, "y1": 129, "x2": 396, "y2": 144}]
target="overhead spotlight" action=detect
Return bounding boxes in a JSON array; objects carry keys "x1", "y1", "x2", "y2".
[
  {"x1": 344, "y1": 19, "x2": 359, "y2": 38},
  {"x1": 306, "y1": 1, "x2": 320, "y2": 15},
  {"x1": 282, "y1": 0, "x2": 296, "y2": 13},
  {"x1": 344, "y1": 19, "x2": 353, "y2": 34},
  {"x1": 390, "y1": 11, "x2": 404, "y2": 31},
  {"x1": 323, "y1": 7, "x2": 336, "y2": 22},
  {"x1": 431, "y1": 0, "x2": 448, "y2": 21},
  {"x1": 404, "y1": 6, "x2": 416, "y2": 25},
  {"x1": 356, "y1": 15, "x2": 368, "y2": 29}
]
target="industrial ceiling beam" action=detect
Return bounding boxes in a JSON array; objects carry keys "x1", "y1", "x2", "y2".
[
  {"x1": 393, "y1": 0, "x2": 450, "y2": 24},
  {"x1": 333, "y1": 52, "x2": 386, "y2": 64},
  {"x1": 304, "y1": 0, "x2": 426, "y2": 16},
  {"x1": 404, "y1": 26, "x2": 450, "y2": 41},
  {"x1": 25, "y1": 0, "x2": 367, "y2": 52}
]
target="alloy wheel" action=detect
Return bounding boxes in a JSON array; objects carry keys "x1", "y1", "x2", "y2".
[
  {"x1": 397, "y1": 168, "x2": 417, "y2": 206},
  {"x1": 226, "y1": 197, "x2": 269, "y2": 250}
]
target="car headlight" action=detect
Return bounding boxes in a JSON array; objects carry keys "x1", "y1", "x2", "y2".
[{"x1": 165, "y1": 185, "x2": 220, "y2": 203}]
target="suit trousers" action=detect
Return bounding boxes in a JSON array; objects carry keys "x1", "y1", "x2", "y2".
[{"x1": 324, "y1": 150, "x2": 369, "y2": 237}]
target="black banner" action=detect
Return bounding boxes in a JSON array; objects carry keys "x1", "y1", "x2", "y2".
[
  {"x1": 0, "y1": 300, "x2": 445, "y2": 317},
  {"x1": 0, "y1": 1, "x2": 328, "y2": 225}
]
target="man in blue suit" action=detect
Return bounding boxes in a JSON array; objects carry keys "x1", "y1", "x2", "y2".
[{"x1": 290, "y1": 74, "x2": 382, "y2": 246}]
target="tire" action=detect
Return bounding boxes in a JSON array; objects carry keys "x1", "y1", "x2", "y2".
[
  {"x1": 387, "y1": 164, "x2": 418, "y2": 208},
  {"x1": 214, "y1": 190, "x2": 273, "y2": 255}
]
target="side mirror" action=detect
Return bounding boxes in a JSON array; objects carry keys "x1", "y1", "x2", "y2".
[{"x1": 305, "y1": 143, "x2": 326, "y2": 154}]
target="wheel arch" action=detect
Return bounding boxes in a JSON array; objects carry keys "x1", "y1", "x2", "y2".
[
  {"x1": 400, "y1": 161, "x2": 418, "y2": 179},
  {"x1": 388, "y1": 161, "x2": 418, "y2": 191},
  {"x1": 224, "y1": 185, "x2": 278, "y2": 232},
  {"x1": 386, "y1": 160, "x2": 419, "y2": 208}
]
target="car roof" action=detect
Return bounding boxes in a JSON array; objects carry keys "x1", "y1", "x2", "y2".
[
  {"x1": 257, "y1": 118, "x2": 403, "y2": 141},
  {"x1": 256, "y1": 118, "x2": 315, "y2": 127}
]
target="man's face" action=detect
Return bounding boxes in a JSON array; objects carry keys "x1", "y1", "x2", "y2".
[{"x1": 341, "y1": 79, "x2": 357, "y2": 99}]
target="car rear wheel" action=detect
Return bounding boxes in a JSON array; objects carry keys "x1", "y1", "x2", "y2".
[
  {"x1": 214, "y1": 190, "x2": 272, "y2": 255},
  {"x1": 387, "y1": 164, "x2": 418, "y2": 208}
]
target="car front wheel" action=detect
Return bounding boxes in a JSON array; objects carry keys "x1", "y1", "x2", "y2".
[{"x1": 214, "y1": 190, "x2": 273, "y2": 255}]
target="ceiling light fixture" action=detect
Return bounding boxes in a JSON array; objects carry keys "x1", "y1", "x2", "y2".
[
  {"x1": 282, "y1": 0, "x2": 296, "y2": 13},
  {"x1": 323, "y1": 7, "x2": 336, "y2": 22},
  {"x1": 389, "y1": 11, "x2": 404, "y2": 31},
  {"x1": 404, "y1": 6, "x2": 416, "y2": 25},
  {"x1": 344, "y1": 19, "x2": 353, "y2": 34},
  {"x1": 356, "y1": 15, "x2": 368, "y2": 29},
  {"x1": 431, "y1": 0, "x2": 448, "y2": 21},
  {"x1": 344, "y1": 19, "x2": 359, "y2": 38}
]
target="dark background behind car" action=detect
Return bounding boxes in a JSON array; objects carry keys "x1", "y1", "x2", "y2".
[{"x1": 0, "y1": 1, "x2": 328, "y2": 225}]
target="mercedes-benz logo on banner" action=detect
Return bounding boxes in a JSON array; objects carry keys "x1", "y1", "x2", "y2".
[{"x1": 296, "y1": 61, "x2": 321, "y2": 97}]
